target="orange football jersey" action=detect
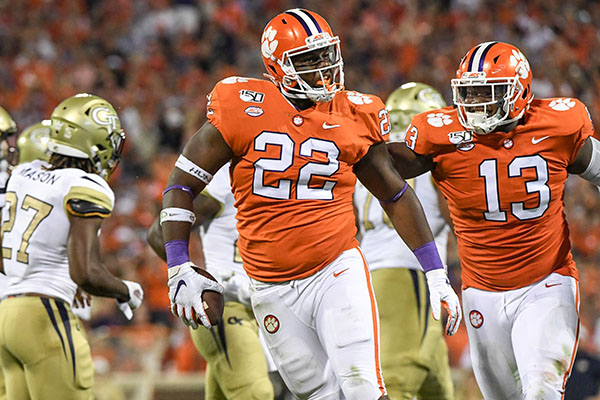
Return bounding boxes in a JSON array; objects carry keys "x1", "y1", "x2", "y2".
[
  {"x1": 207, "y1": 77, "x2": 389, "y2": 281},
  {"x1": 406, "y1": 98, "x2": 594, "y2": 291}
]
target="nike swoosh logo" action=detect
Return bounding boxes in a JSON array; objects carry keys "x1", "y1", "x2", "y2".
[
  {"x1": 173, "y1": 280, "x2": 187, "y2": 301},
  {"x1": 323, "y1": 122, "x2": 340, "y2": 130},
  {"x1": 532, "y1": 136, "x2": 550, "y2": 144},
  {"x1": 333, "y1": 268, "x2": 350, "y2": 278},
  {"x1": 545, "y1": 283, "x2": 562, "y2": 288}
]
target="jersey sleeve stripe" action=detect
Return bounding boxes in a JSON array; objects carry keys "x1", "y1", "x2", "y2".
[{"x1": 63, "y1": 186, "x2": 113, "y2": 214}]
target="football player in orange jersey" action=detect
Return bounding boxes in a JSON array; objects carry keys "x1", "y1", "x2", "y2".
[
  {"x1": 160, "y1": 8, "x2": 462, "y2": 400},
  {"x1": 388, "y1": 41, "x2": 599, "y2": 399}
]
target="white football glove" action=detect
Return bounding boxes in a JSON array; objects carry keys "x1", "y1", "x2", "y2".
[
  {"x1": 168, "y1": 262, "x2": 224, "y2": 329},
  {"x1": 425, "y1": 269, "x2": 462, "y2": 336},
  {"x1": 116, "y1": 280, "x2": 144, "y2": 320},
  {"x1": 72, "y1": 289, "x2": 92, "y2": 321}
]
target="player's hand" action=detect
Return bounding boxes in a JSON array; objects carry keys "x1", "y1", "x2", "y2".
[
  {"x1": 72, "y1": 287, "x2": 92, "y2": 321},
  {"x1": 168, "y1": 262, "x2": 224, "y2": 329},
  {"x1": 116, "y1": 280, "x2": 144, "y2": 320},
  {"x1": 425, "y1": 269, "x2": 462, "y2": 336}
]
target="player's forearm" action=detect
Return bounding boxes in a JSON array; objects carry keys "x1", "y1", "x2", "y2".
[
  {"x1": 381, "y1": 186, "x2": 435, "y2": 250},
  {"x1": 76, "y1": 263, "x2": 129, "y2": 302},
  {"x1": 147, "y1": 218, "x2": 167, "y2": 261}
]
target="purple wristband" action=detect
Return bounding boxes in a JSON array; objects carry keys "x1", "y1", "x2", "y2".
[
  {"x1": 380, "y1": 181, "x2": 409, "y2": 204},
  {"x1": 165, "y1": 240, "x2": 190, "y2": 268},
  {"x1": 413, "y1": 241, "x2": 444, "y2": 273},
  {"x1": 163, "y1": 185, "x2": 194, "y2": 198}
]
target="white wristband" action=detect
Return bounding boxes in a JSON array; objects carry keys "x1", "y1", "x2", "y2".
[
  {"x1": 175, "y1": 154, "x2": 213, "y2": 184},
  {"x1": 160, "y1": 207, "x2": 196, "y2": 225}
]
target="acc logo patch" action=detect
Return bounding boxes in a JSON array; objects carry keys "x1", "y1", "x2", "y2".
[
  {"x1": 245, "y1": 106, "x2": 264, "y2": 117},
  {"x1": 427, "y1": 113, "x2": 452, "y2": 127},
  {"x1": 346, "y1": 91, "x2": 373, "y2": 105},
  {"x1": 469, "y1": 310, "x2": 484, "y2": 329},
  {"x1": 264, "y1": 314, "x2": 280, "y2": 334},
  {"x1": 549, "y1": 98, "x2": 576, "y2": 111},
  {"x1": 239, "y1": 90, "x2": 264, "y2": 103}
]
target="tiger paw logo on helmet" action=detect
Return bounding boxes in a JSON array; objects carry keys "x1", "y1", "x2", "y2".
[
  {"x1": 346, "y1": 92, "x2": 373, "y2": 105},
  {"x1": 427, "y1": 113, "x2": 453, "y2": 127},
  {"x1": 510, "y1": 49, "x2": 530, "y2": 80},
  {"x1": 549, "y1": 98, "x2": 576, "y2": 111},
  {"x1": 261, "y1": 26, "x2": 278, "y2": 60}
]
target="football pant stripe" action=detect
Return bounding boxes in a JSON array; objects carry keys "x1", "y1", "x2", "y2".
[
  {"x1": 41, "y1": 298, "x2": 67, "y2": 358},
  {"x1": 560, "y1": 282, "x2": 580, "y2": 397},
  {"x1": 409, "y1": 269, "x2": 428, "y2": 343},
  {"x1": 357, "y1": 247, "x2": 386, "y2": 398},
  {"x1": 55, "y1": 300, "x2": 77, "y2": 380}
]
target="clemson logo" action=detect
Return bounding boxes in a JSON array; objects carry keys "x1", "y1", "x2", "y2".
[
  {"x1": 510, "y1": 49, "x2": 530, "y2": 80},
  {"x1": 261, "y1": 26, "x2": 278, "y2": 60},
  {"x1": 427, "y1": 113, "x2": 452, "y2": 127},
  {"x1": 264, "y1": 314, "x2": 280, "y2": 334},
  {"x1": 346, "y1": 92, "x2": 373, "y2": 105},
  {"x1": 549, "y1": 98, "x2": 576, "y2": 111},
  {"x1": 469, "y1": 310, "x2": 484, "y2": 329}
]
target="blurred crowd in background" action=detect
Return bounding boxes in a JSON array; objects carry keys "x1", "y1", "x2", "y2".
[{"x1": 1, "y1": 0, "x2": 600, "y2": 397}]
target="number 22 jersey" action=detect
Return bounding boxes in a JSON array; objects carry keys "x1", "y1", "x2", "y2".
[{"x1": 207, "y1": 77, "x2": 389, "y2": 282}]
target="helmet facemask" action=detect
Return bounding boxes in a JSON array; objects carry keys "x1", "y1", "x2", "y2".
[
  {"x1": 452, "y1": 73, "x2": 524, "y2": 135},
  {"x1": 278, "y1": 34, "x2": 344, "y2": 103}
]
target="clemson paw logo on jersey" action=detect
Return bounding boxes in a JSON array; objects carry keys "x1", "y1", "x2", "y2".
[
  {"x1": 264, "y1": 314, "x2": 280, "y2": 334},
  {"x1": 427, "y1": 113, "x2": 453, "y2": 127},
  {"x1": 469, "y1": 310, "x2": 484, "y2": 329},
  {"x1": 261, "y1": 26, "x2": 278, "y2": 60},
  {"x1": 549, "y1": 98, "x2": 576, "y2": 111},
  {"x1": 510, "y1": 49, "x2": 530, "y2": 80},
  {"x1": 346, "y1": 92, "x2": 373, "y2": 105}
]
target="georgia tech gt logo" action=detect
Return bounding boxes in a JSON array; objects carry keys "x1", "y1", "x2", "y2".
[{"x1": 91, "y1": 107, "x2": 119, "y2": 130}]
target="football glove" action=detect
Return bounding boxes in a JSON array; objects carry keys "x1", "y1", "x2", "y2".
[
  {"x1": 116, "y1": 280, "x2": 144, "y2": 320},
  {"x1": 168, "y1": 262, "x2": 224, "y2": 329},
  {"x1": 425, "y1": 269, "x2": 462, "y2": 336},
  {"x1": 72, "y1": 288, "x2": 92, "y2": 321}
]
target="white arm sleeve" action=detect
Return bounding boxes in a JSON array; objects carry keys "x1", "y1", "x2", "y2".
[{"x1": 580, "y1": 137, "x2": 600, "y2": 186}]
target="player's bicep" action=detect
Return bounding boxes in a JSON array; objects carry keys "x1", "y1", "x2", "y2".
[
  {"x1": 168, "y1": 121, "x2": 233, "y2": 194},
  {"x1": 386, "y1": 141, "x2": 434, "y2": 179}
]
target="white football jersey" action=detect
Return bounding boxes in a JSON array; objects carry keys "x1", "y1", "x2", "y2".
[
  {"x1": 200, "y1": 164, "x2": 244, "y2": 280},
  {"x1": 355, "y1": 173, "x2": 450, "y2": 270},
  {"x1": 1, "y1": 160, "x2": 114, "y2": 304}
]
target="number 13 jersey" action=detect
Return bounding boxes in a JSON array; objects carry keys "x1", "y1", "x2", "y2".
[
  {"x1": 207, "y1": 77, "x2": 388, "y2": 282},
  {"x1": 406, "y1": 98, "x2": 594, "y2": 291}
]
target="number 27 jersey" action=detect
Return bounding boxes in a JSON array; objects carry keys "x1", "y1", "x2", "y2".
[{"x1": 207, "y1": 77, "x2": 388, "y2": 282}]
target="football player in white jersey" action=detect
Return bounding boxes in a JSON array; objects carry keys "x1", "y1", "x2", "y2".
[
  {"x1": 148, "y1": 164, "x2": 285, "y2": 400},
  {"x1": 0, "y1": 94, "x2": 144, "y2": 399},
  {"x1": 354, "y1": 82, "x2": 455, "y2": 399}
]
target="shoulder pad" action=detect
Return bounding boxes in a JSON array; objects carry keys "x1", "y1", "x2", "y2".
[
  {"x1": 64, "y1": 173, "x2": 114, "y2": 215},
  {"x1": 66, "y1": 199, "x2": 111, "y2": 218}
]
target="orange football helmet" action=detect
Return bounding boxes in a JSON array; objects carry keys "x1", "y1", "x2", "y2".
[
  {"x1": 261, "y1": 8, "x2": 344, "y2": 103},
  {"x1": 451, "y1": 41, "x2": 533, "y2": 134}
]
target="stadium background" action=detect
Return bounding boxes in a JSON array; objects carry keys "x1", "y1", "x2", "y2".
[{"x1": 1, "y1": 0, "x2": 600, "y2": 398}]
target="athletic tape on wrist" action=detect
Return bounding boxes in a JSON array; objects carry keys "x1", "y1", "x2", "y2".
[
  {"x1": 165, "y1": 240, "x2": 190, "y2": 268},
  {"x1": 413, "y1": 241, "x2": 444, "y2": 273},
  {"x1": 175, "y1": 154, "x2": 213, "y2": 184},
  {"x1": 159, "y1": 207, "x2": 196, "y2": 225},
  {"x1": 163, "y1": 185, "x2": 194, "y2": 198},
  {"x1": 380, "y1": 181, "x2": 409, "y2": 204}
]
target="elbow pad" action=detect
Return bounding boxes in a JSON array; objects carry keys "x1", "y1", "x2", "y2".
[{"x1": 580, "y1": 137, "x2": 600, "y2": 186}]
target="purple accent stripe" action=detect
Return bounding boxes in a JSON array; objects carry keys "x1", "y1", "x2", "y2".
[
  {"x1": 413, "y1": 241, "x2": 444, "y2": 273},
  {"x1": 380, "y1": 181, "x2": 409, "y2": 204},
  {"x1": 165, "y1": 240, "x2": 190, "y2": 268},
  {"x1": 163, "y1": 185, "x2": 194, "y2": 198},
  {"x1": 467, "y1": 43, "x2": 481, "y2": 72},
  {"x1": 478, "y1": 42, "x2": 497, "y2": 71},
  {"x1": 299, "y1": 9, "x2": 322, "y2": 33},
  {"x1": 285, "y1": 11, "x2": 313, "y2": 36}
]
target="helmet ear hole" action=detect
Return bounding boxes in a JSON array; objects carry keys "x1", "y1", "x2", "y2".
[{"x1": 522, "y1": 87, "x2": 528, "y2": 99}]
